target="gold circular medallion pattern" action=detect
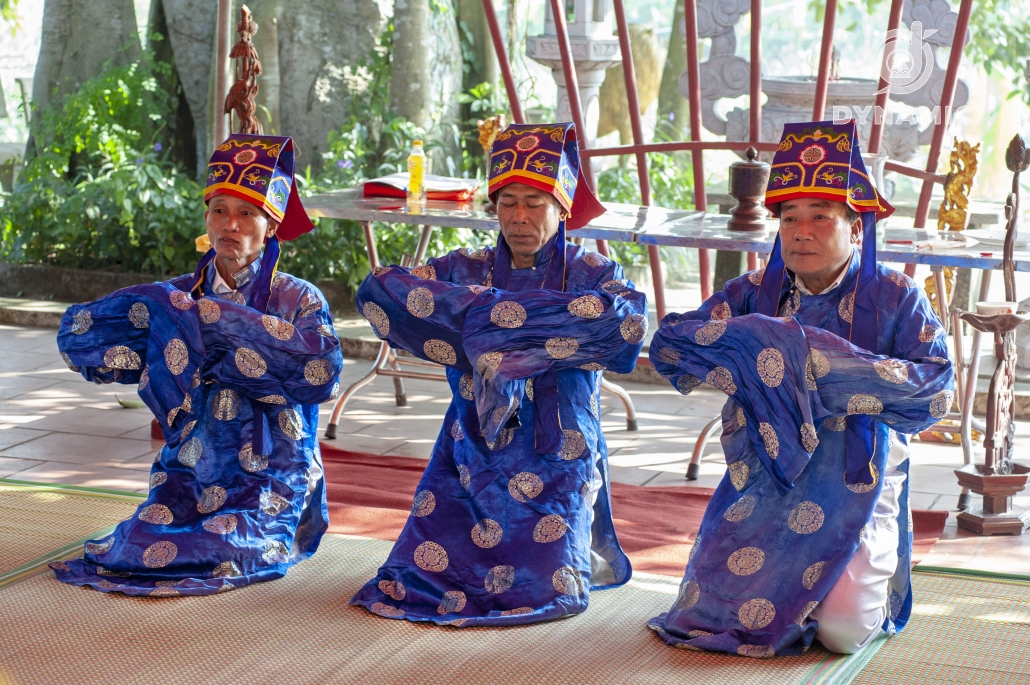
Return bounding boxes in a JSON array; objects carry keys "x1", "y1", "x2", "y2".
[
  {"x1": 874, "y1": 358, "x2": 909, "y2": 384},
  {"x1": 138, "y1": 504, "x2": 173, "y2": 525},
  {"x1": 796, "y1": 600, "x2": 820, "y2": 625},
  {"x1": 552, "y1": 565, "x2": 584, "y2": 595},
  {"x1": 748, "y1": 268, "x2": 765, "y2": 285},
  {"x1": 583, "y1": 252, "x2": 606, "y2": 267},
  {"x1": 888, "y1": 270, "x2": 914, "y2": 287},
  {"x1": 706, "y1": 367, "x2": 737, "y2": 395},
  {"x1": 437, "y1": 590, "x2": 467, "y2": 614},
  {"x1": 485, "y1": 565, "x2": 515, "y2": 594},
  {"x1": 602, "y1": 279, "x2": 628, "y2": 293},
  {"x1": 257, "y1": 314, "x2": 293, "y2": 341},
  {"x1": 711, "y1": 302, "x2": 732, "y2": 320},
  {"x1": 657, "y1": 347, "x2": 680, "y2": 364},
  {"x1": 160, "y1": 338, "x2": 188, "y2": 375},
  {"x1": 378, "y1": 580, "x2": 406, "y2": 600},
  {"x1": 845, "y1": 462, "x2": 880, "y2": 494},
  {"x1": 533, "y1": 514, "x2": 568, "y2": 543},
  {"x1": 181, "y1": 420, "x2": 197, "y2": 439},
  {"x1": 800, "y1": 422, "x2": 819, "y2": 453},
  {"x1": 414, "y1": 541, "x2": 449, "y2": 572},
  {"x1": 579, "y1": 362, "x2": 604, "y2": 371},
  {"x1": 545, "y1": 337, "x2": 579, "y2": 359},
  {"x1": 235, "y1": 348, "x2": 266, "y2": 378},
  {"x1": 424, "y1": 339, "x2": 457, "y2": 366},
  {"x1": 919, "y1": 324, "x2": 941, "y2": 343},
  {"x1": 695, "y1": 319, "x2": 727, "y2": 346},
  {"x1": 85, "y1": 537, "x2": 114, "y2": 555},
  {"x1": 847, "y1": 394, "x2": 883, "y2": 415},
  {"x1": 757, "y1": 348, "x2": 785, "y2": 387},
  {"x1": 677, "y1": 375, "x2": 701, "y2": 395},
  {"x1": 411, "y1": 264, "x2": 436, "y2": 280},
  {"x1": 260, "y1": 491, "x2": 291, "y2": 516},
  {"x1": 304, "y1": 359, "x2": 332, "y2": 385},
  {"x1": 317, "y1": 324, "x2": 336, "y2": 339},
  {"x1": 370, "y1": 602, "x2": 405, "y2": 618},
  {"x1": 738, "y1": 598, "x2": 776, "y2": 630},
  {"x1": 406, "y1": 287, "x2": 435, "y2": 318},
  {"x1": 150, "y1": 472, "x2": 167, "y2": 489},
  {"x1": 930, "y1": 390, "x2": 954, "y2": 419},
  {"x1": 149, "y1": 587, "x2": 180, "y2": 597},
  {"x1": 142, "y1": 541, "x2": 177, "y2": 568},
  {"x1": 257, "y1": 395, "x2": 286, "y2": 405},
  {"x1": 758, "y1": 422, "x2": 780, "y2": 458},
  {"x1": 723, "y1": 495, "x2": 756, "y2": 522},
  {"x1": 278, "y1": 408, "x2": 303, "y2": 440},
  {"x1": 568, "y1": 295, "x2": 605, "y2": 319},
  {"x1": 490, "y1": 301, "x2": 527, "y2": 328},
  {"x1": 450, "y1": 420, "x2": 464, "y2": 441},
  {"x1": 362, "y1": 302, "x2": 390, "y2": 337},
  {"x1": 458, "y1": 374, "x2": 475, "y2": 400},
  {"x1": 620, "y1": 314, "x2": 648, "y2": 343},
  {"x1": 138, "y1": 367, "x2": 151, "y2": 391},
  {"x1": 372, "y1": 266, "x2": 392, "y2": 277},
  {"x1": 823, "y1": 416, "x2": 847, "y2": 431},
  {"x1": 197, "y1": 298, "x2": 221, "y2": 324},
  {"x1": 169, "y1": 290, "x2": 194, "y2": 310},
  {"x1": 238, "y1": 443, "x2": 268, "y2": 472},
  {"x1": 501, "y1": 606, "x2": 533, "y2": 616},
  {"x1": 806, "y1": 348, "x2": 830, "y2": 390},
  {"x1": 838, "y1": 292, "x2": 855, "y2": 323},
  {"x1": 213, "y1": 561, "x2": 242, "y2": 578},
  {"x1": 411, "y1": 490, "x2": 436, "y2": 517},
  {"x1": 735, "y1": 405, "x2": 747, "y2": 428},
  {"x1": 71, "y1": 310, "x2": 93, "y2": 334},
  {"x1": 508, "y1": 472, "x2": 544, "y2": 502},
  {"x1": 202, "y1": 514, "x2": 238, "y2": 534},
  {"x1": 476, "y1": 351, "x2": 503, "y2": 377},
  {"x1": 525, "y1": 377, "x2": 535, "y2": 400},
  {"x1": 457, "y1": 464, "x2": 471, "y2": 490},
  {"x1": 675, "y1": 580, "x2": 700, "y2": 610},
  {"x1": 166, "y1": 407, "x2": 179, "y2": 427},
  {"x1": 802, "y1": 561, "x2": 826, "y2": 590},
  {"x1": 197, "y1": 486, "x2": 227, "y2": 514},
  {"x1": 727, "y1": 547, "x2": 765, "y2": 576},
  {"x1": 738, "y1": 645, "x2": 775, "y2": 658},
  {"x1": 104, "y1": 346, "x2": 141, "y2": 370},
  {"x1": 729, "y1": 461, "x2": 750, "y2": 491},
  {"x1": 471, "y1": 518, "x2": 503, "y2": 548},
  {"x1": 178, "y1": 437, "x2": 203, "y2": 467},
  {"x1": 263, "y1": 541, "x2": 289, "y2": 564},
  {"x1": 559, "y1": 429, "x2": 586, "y2": 460},
  {"x1": 788, "y1": 501, "x2": 825, "y2": 534},
  {"x1": 212, "y1": 389, "x2": 241, "y2": 421},
  {"x1": 128, "y1": 302, "x2": 149, "y2": 328}
]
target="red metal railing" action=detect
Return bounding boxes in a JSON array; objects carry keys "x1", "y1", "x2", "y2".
[{"x1": 478, "y1": 0, "x2": 972, "y2": 311}]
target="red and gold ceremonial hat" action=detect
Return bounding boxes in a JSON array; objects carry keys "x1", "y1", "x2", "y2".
[
  {"x1": 204, "y1": 134, "x2": 314, "y2": 241},
  {"x1": 488, "y1": 123, "x2": 605, "y2": 230}
]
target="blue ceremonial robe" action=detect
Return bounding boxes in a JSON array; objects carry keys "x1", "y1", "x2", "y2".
[
  {"x1": 350, "y1": 235, "x2": 647, "y2": 626},
  {"x1": 646, "y1": 255, "x2": 954, "y2": 656},
  {"x1": 52, "y1": 258, "x2": 343, "y2": 596}
]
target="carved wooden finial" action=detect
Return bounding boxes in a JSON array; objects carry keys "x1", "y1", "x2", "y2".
[{"x1": 224, "y1": 5, "x2": 262, "y2": 135}]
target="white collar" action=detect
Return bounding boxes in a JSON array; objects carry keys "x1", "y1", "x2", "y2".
[
  {"x1": 794, "y1": 255, "x2": 852, "y2": 296},
  {"x1": 211, "y1": 267, "x2": 234, "y2": 294}
]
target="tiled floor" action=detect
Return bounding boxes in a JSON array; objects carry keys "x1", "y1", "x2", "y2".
[{"x1": 2, "y1": 322, "x2": 1028, "y2": 575}]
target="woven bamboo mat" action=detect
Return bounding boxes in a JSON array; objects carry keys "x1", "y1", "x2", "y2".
[
  {"x1": 0, "y1": 479, "x2": 142, "y2": 585},
  {"x1": 0, "y1": 534, "x2": 874, "y2": 685}
]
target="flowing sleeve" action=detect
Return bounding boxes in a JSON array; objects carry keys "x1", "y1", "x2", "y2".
[
  {"x1": 461, "y1": 261, "x2": 648, "y2": 444},
  {"x1": 648, "y1": 288, "x2": 954, "y2": 490},
  {"x1": 354, "y1": 262, "x2": 484, "y2": 374}
]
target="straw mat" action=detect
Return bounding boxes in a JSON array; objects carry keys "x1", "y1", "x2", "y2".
[
  {"x1": 0, "y1": 534, "x2": 877, "y2": 685},
  {"x1": 0, "y1": 480, "x2": 142, "y2": 585}
]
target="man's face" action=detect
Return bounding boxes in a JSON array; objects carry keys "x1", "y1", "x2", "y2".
[
  {"x1": 204, "y1": 194, "x2": 278, "y2": 263},
  {"x1": 496, "y1": 183, "x2": 564, "y2": 261},
  {"x1": 778, "y1": 199, "x2": 860, "y2": 284}
]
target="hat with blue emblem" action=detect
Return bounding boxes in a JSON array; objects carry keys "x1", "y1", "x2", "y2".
[
  {"x1": 205, "y1": 133, "x2": 314, "y2": 241},
  {"x1": 488, "y1": 123, "x2": 605, "y2": 230}
]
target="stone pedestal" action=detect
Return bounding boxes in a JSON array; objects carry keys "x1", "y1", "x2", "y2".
[{"x1": 526, "y1": 0, "x2": 621, "y2": 148}]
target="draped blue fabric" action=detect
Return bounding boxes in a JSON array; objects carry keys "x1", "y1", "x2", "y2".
[
  {"x1": 350, "y1": 232, "x2": 648, "y2": 626},
  {"x1": 51, "y1": 254, "x2": 343, "y2": 596},
  {"x1": 646, "y1": 255, "x2": 954, "y2": 657}
]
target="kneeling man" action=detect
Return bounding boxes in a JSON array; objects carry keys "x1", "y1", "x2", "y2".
[
  {"x1": 53, "y1": 134, "x2": 343, "y2": 596},
  {"x1": 351, "y1": 123, "x2": 647, "y2": 625},
  {"x1": 647, "y1": 121, "x2": 954, "y2": 655}
]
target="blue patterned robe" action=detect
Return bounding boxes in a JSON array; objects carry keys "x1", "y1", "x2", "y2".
[
  {"x1": 350, "y1": 234, "x2": 647, "y2": 626},
  {"x1": 52, "y1": 259, "x2": 343, "y2": 596},
  {"x1": 647, "y1": 255, "x2": 954, "y2": 656}
]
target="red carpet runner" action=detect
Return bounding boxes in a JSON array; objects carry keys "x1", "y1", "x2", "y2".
[{"x1": 321, "y1": 444, "x2": 947, "y2": 577}]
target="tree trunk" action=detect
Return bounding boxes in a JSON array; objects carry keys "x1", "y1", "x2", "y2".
[
  {"x1": 28, "y1": 0, "x2": 141, "y2": 155},
  {"x1": 249, "y1": 0, "x2": 283, "y2": 136},
  {"x1": 158, "y1": 0, "x2": 218, "y2": 177},
  {"x1": 390, "y1": 0, "x2": 433, "y2": 130},
  {"x1": 656, "y1": 1, "x2": 689, "y2": 140},
  {"x1": 456, "y1": 0, "x2": 498, "y2": 92},
  {"x1": 148, "y1": 0, "x2": 198, "y2": 176},
  {"x1": 277, "y1": 0, "x2": 385, "y2": 175}
]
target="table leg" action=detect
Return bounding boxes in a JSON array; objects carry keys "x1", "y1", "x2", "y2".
[
  {"x1": 387, "y1": 348, "x2": 408, "y2": 407},
  {"x1": 747, "y1": 252, "x2": 758, "y2": 271},
  {"x1": 413, "y1": 224, "x2": 433, "y2": 266},
  {"x1": 686, "y1": 415, "x2": 722, "y2": 480},
  {"x1": 599, "y1": 377, "x2": 638, "y2": 431},
  {"x1": 647, "y1": 244, "x2": 668, "y2": 320},
  {"x1": 698, "y1": 248, "x2": 712, "y2": 301},
  {"x1": 325, "y1": 340, "x2": 392, "y2": 439}
]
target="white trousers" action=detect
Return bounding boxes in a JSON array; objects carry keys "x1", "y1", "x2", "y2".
[{"x1": 811, "y1": 436, "x2": 907, "y2": 654}]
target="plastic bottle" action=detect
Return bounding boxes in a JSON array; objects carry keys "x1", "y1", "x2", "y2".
[{"x1": 407, "y1": 140, "x2": 427, "y2": 207}]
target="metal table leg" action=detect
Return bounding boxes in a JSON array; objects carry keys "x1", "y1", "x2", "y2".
[
  {"x1": 325, "y1": 339, "x2": 392, "y2": 439},
  {"x1": 686, "y1": 415, "x2": 722, "y2": 480},
  {"x1": 599, "y1": 377, "x2": 638, "y2": 431}
]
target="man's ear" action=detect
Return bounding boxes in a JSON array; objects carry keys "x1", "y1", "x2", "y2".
[{"x1": 266, "y1": 218, "x2": 280, "y2": 239}]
